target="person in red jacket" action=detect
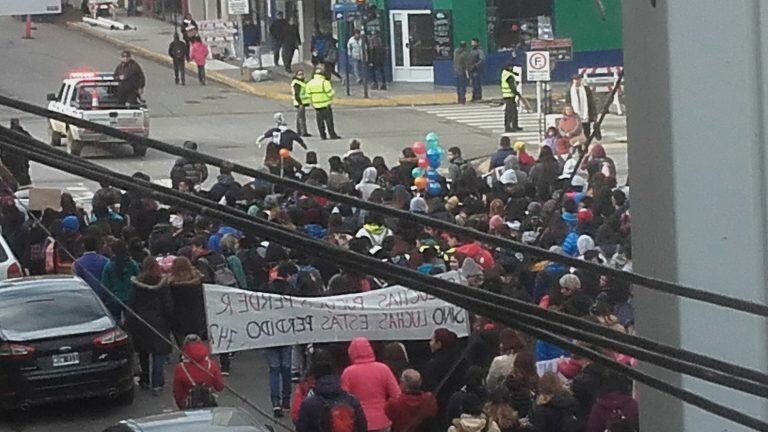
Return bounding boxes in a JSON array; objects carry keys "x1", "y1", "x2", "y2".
[
  {"x1": 173, "y1": 334, "x2": 225, "y2": 409},
  {"x1": 341, "y1": 337, "x2": 402, "y2": 431},
  {"x1": 446, "y1": 232, "x2": 495, "y2": 270},
  {"x1": 384, "y1": 369, "x2": 438, "y2": 432}
]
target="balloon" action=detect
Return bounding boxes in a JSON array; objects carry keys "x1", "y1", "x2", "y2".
[
  {"x1": 417, "y1": 158, "x2": 429, "y2": 169},
  {"x1": 426, "y1": 169, "x2": 440, "y2": 181},
  {"x1": 426, "y1": 147, "x2": 443, "y2": 168},
  {"x1": 425, "y1": 132, "x2": 439, "y2": 142},
  {"x1": 279, "y1": 148, "x2": 291, "y2": 158},
  {"x1": 412, "y1": 141, "x2": 427, "y2": 155},
  {"x1": 414, "y1": 176, "x2": 428, "y2": 190},
  {"x1": 411, "y1": 167, "x2": 426, "y2": 178},
  {"x1": 426, "y1": 137, "x2": 440, "y2": 149},
  {"x1": 427, "y1": 181, "x2": 442, "y2": 196}
]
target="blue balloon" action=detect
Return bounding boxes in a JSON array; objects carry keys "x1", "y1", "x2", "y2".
[
  {"x1": 411, "y1": 166, "x2": 426, "y2": 178},
  {"x1": 428, "y1": 154, "x2": 442, "y2": 169},
  {"x1": 426, "y1": 137, "x2": 440, "y2": 149},
  {"x1": 426, "y1": 169, "x2": 440, "y2": 181},
  {"x1": 427, "y1": 181, "x2": 442, "y2": 197}
]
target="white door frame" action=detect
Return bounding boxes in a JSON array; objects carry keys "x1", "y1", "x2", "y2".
[{"x1": 389, "y1": 9, "x2": 434, "y2": 82}]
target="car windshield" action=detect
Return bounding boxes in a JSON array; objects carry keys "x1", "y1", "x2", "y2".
[
  {"x1": 0, "y1": 290, "x2": 107, "y2": 335},
  {"x1": 75, "y1": 82, "x2": 122, "y2": 109}
]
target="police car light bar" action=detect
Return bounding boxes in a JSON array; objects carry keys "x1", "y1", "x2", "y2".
[{"x1": 68, "y1": 72, "x2": 114, "y2": 80}]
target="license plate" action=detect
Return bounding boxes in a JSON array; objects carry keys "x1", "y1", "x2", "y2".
[{"x1": 52, "y1": 352, "x2": 79, "y2": 367}]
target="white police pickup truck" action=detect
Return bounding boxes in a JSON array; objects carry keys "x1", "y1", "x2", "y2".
[{"x1": 47, "y1": 72, "x2": 149, "y2": 157}]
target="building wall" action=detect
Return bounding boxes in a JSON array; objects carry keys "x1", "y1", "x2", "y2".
[{"x1": 554, "y1": 0, "x2": 622, "y2": 52}]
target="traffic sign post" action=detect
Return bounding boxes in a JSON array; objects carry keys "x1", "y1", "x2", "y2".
[
  {"x1": 526, "y1": 51, "x2": 551, "y2": 142},
  {"x1": 228, "y1": 0, "x2": 249, "y2": 61}
]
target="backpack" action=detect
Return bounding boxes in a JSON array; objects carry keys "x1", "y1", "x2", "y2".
[
  {"x1": 171, "y1": 43, "x2": 186, "y2": 59},
  {"x1": 604, "y1": 408, "x2": 636, "y2": 432},
  {"x1": 321, "y1": 397, "x2": 357, "y2": 432},
  {"x1": 559, "y1": 408, "x2": 585, "y2": 432},
  {"x1": 201, "y1": 253, "x2": 238, "y2": 287},
  {"x1": 181, "y1": 362, "x2": 218, "y2": 409}
]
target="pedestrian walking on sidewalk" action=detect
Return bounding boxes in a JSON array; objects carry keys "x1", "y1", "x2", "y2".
[
  {"x1": 269, "y1": 12, "x2": 288, "y2": 67},
  {"x1": 306, "y1": 67, "x2": 341, "y2": 140},
  {"x1": 469, "y1": 38, "x2": 485, "y2": 101},
  {"x1": 453, "y1": 41, "x2": 470, "y2": 104},
  {"x1": 368, "y1": 31, "x2": 387, "y2": 90},
  {"x1": 189, "y1": 37, "x2": 209, "y2": 85},
  {"x1": 346, "y1": 30, "x2": 364, "y2": 84},
  {"x1": 168, "y1": 33, "x2": 188, "y2": 85},
  {"x1": 322, "y1": 38, "x2": 344, "y2": 81},
  {"x1": 282, "y1": 17, "x2": 301, "y2": 73},
  {"x1": 182, "y1": 13, "x2": 199, "y2": 57},
  {"x1": 291, "y1": 70, "x2": 312, "y2": 137}
]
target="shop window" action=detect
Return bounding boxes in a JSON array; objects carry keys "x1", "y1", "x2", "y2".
[{"x1": 487, "y1": 0, "x2": 553, "y2": 52}]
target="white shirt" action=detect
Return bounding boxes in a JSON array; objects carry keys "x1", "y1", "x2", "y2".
[
  {"x1": 347, "y1": 37, "x2": 363, "y2": 60},
  {"x1": 570, "y1": 84, "x2": 590, "y2": 122}
]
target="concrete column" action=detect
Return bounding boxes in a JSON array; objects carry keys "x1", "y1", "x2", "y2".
[{"x1": 623, "y1": 1, "x2": 768, "y2": 430}]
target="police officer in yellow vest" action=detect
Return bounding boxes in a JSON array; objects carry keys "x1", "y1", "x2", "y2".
[
  {"x1": 305, "y1": 67, "x2": 341, "y2": 140},
  {"x1": 291, "y1": 70, "x2": 312, "y2": 137},
  {"x1": 501, "y1": 63, "x2": 522, "y2": 133}
]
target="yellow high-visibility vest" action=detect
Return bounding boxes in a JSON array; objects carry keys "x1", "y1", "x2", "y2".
[
  {"x1": 305, "y1": 74, "x2": 335, "y2": 109},
  {"x1": 501, "y1": 69, "x2": 517, "y2": 99},
  {"x1": 291, "y1": 78, "x2": 311, "y2": 107}
]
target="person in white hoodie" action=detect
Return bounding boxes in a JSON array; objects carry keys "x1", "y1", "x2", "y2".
[{"x1": 355, "y1": 166, "x2": 381, "y2": 201}]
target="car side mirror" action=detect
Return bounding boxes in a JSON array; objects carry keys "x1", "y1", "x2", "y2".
[{"x1": 47, "y1": 93, "x2": 57, "y2": 101}]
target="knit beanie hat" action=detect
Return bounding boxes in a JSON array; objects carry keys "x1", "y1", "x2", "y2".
[
  {"x1": 61, "y1": 215, "x2": 79, "y2": 233},
  {"x1": 409, "y1": 196, "x2": 428, "y2": 213},
  {"x1": 433, "y1": 328, "x2": 458, "y2": 348},
  {"x1": 460, "y1": 258, "x2": 484, "y2": 278},
  {"x1": 559, "y1": 273, "x2": 582, "y2": 291}
]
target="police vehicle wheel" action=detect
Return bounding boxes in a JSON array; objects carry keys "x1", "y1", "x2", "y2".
[
  {"x1": 50, "y1": 125, "x2": 62, "y2": 147},
  {"x1": 66, "y1": 130, "x2": 83, "y2": 157},
  {"x1": 132, "y1": 145, "x2": 147, "y2": 157}
]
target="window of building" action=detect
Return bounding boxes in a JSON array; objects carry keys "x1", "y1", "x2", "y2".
[{"x1": 487, "y1": 0, "x2": 553, "y2": 52}]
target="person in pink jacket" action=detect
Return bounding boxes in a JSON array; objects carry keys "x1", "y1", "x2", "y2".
[
  {"x1": 188, "y1": 37, "x2": 209, "y2": 85},
  {"x1": 341, "y1": 337, "x2": 402, "y2": 431}
]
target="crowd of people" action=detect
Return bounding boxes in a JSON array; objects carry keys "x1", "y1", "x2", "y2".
[{"x1": 0, "y1": 111, "x2": 635, "y2": 430}]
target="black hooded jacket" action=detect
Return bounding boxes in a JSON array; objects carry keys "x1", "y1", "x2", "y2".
[{"x1": 296, "y1": 375, "x2": 367, "y2": 432}]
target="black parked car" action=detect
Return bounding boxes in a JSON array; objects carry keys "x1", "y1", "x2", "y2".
[{"x1": 0, "y1": 276, "x2": 134, "y2": 410}]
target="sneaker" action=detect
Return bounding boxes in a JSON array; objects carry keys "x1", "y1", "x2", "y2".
[
  {"x1": 273, "y1": 407, "x2": 284, "y2": 418},
  {"x1": 511, "y1": 127, "x2": 523, "y2": 132},
  {"x1": 301, "y1": 133, "x2": 312, "y2": 137},
  {"x1": 222, "y1": 370, "x2": 230, "y2": 376},
  {"x1": 320, "y1": 136, "x2": 328, "y2": 140},
  {"x1": 152, "y1": 387, "x2": 163, "y2": 396},
  {"x1": 330, "y1": 135, "x2": 342, "y2": 140},
  {"x1": 380, "y1": 85, "x2": 387, "y2": 91}
]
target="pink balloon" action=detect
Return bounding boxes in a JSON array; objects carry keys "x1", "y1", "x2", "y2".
[
  {"x1": 417, "y1": 158, "x2": 429, "y2": 169},
  {"x1": 412, "y1": 141, "x2": 427, "y2": 155}
]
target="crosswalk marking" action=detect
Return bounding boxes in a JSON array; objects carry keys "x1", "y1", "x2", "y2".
[{"x1": 415, "y1": 104, "x2": 627, "y2": 144}]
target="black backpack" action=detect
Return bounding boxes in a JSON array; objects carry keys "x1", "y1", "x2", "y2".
[
  {"x1": 604, "y1": 408, "x2": 637, "y2": 432},
  {"x1": 181, "y1": 362, "x2": 217, "y2": 409},
  {"x1": 200, "y1": 253, "x2": 238, "y2": 287}
]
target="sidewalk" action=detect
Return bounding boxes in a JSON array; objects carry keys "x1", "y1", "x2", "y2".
[
  {"x1": 65, "y1": 15, "x2": 461, "y2": 107},
  {"x1": 65, "y1": 15, "x2": 567, "y2": 108}
]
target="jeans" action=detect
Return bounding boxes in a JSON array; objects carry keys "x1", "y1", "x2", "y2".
[
  {"x1": 315, "y1": 106, "x2": 338, "y2": 138},
  {"x1": 470, "y1": 71, "x2": 482, "y2": 101},
  {"x1": 456, "y1": 73, "x2": 468, "y2": 104},
  {"x1": 265, "y1": 346, "x2": 292, "y2": 407},
  {"x1": 139, "y1": 352, "x2": 167, "y2": 389},
  {"x1": 197, "y1": 65, "x2": 206, "y2": 84},
  {"x1": 350, "y1": 58, "x2": 363, "y2": 82},
  {"x1": 282, "y1": 46, "x2": 296, "y2": 71},
  {"x1": 173, "y1": 58, "x2": 186, "y2": 84},
  {"x1": 370, "y1": 64, "x2": 386, "y2": 88},
  {"x1": 296, "y1": 105, "x2": 308, "y2": 135}
]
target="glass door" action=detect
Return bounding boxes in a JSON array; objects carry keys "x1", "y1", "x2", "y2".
[{"x1": 389, "y1": 10, "x2": 435, "y2": 82}]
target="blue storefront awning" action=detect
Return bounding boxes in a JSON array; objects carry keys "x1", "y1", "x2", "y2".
[{"x1": 388, "y1": 0, "x2": 432, "y2": 10}]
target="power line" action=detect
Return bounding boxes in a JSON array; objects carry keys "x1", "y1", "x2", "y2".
[
  {"x1": 2, "y1": 134, "x2": 767, "y2": 430},
  {"x1": 1, "y1": 95, "x2": 767, "y2": 317},
  {"x1": 4, "y1": 125, "x2": 768, "y2": 391}
]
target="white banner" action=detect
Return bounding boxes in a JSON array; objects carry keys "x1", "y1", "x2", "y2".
[{"x1": 205, "y1": 273, "x2": 469, "y2": 353}]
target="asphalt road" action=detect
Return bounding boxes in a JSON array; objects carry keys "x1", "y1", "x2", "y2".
[{"x1": 0, "y1": 16, "x2": 628, "y2": 432}]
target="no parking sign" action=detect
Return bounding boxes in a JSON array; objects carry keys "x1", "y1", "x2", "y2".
[{"x1": 526, "y1": 51, "x2": 551, "y2": 82}]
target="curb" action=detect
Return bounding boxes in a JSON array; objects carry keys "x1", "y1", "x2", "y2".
[{"x1": 66, "y1": 21, "x2": 457, "y2": 108}]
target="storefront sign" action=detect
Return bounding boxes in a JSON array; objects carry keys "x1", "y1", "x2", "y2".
[
  {"x1": 205, "y1": 275, "x2": 469, "y2": 353},
  {"x1": 530, "y1": 38, "x2": 573, "y2": 61},
  {"x1": 227, "y1": 0, "x2": 249, "y2": 15},
  {"x1": 433, "y1": 10, "x2": 453, "y2": 60}
]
